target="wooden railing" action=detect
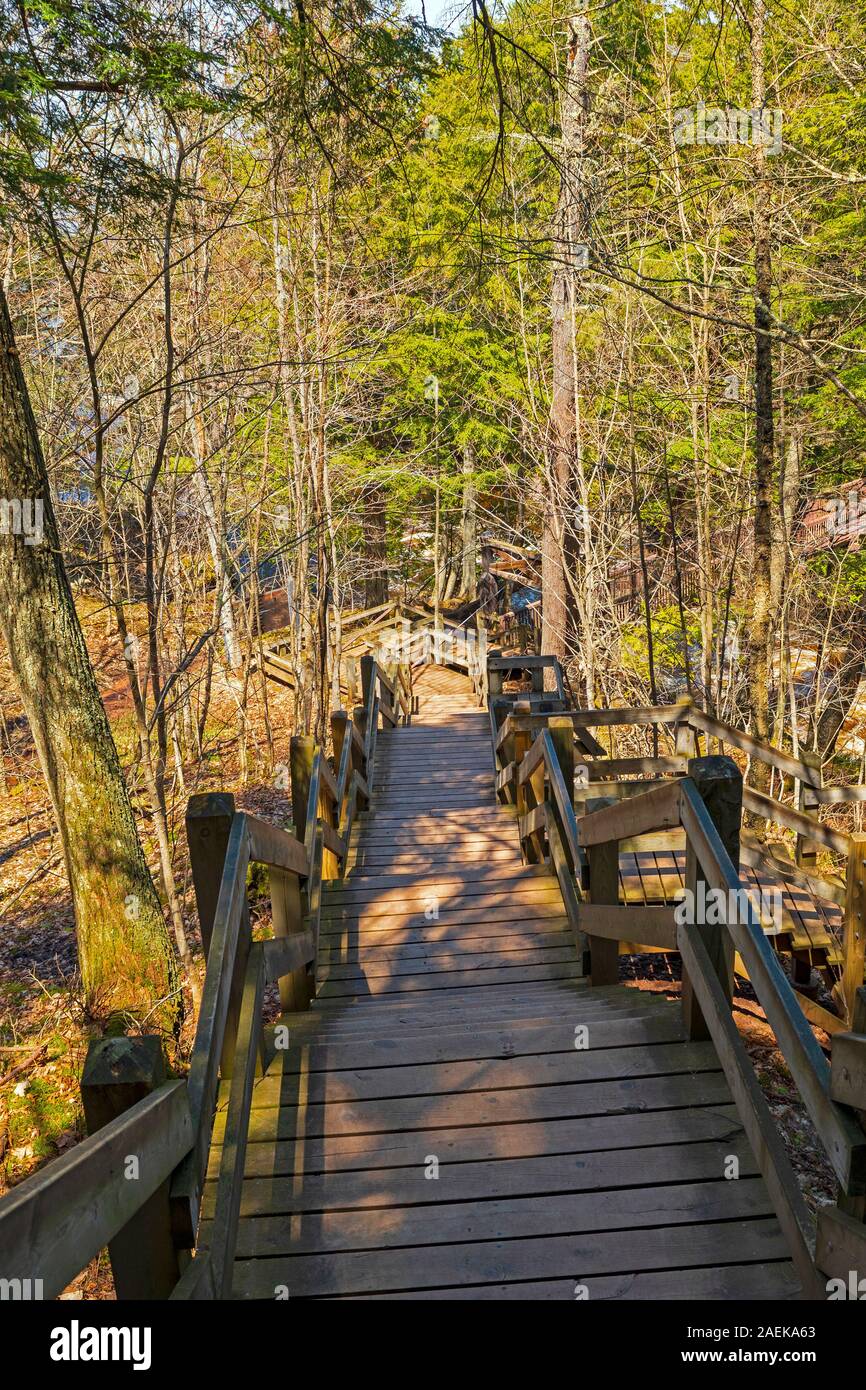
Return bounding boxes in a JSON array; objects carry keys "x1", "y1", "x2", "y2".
[
  {"x1": 0, "y1": 653, "x2": 410, "y2": 1300},
  {"x1": 485, "y1": 655, "x2": 866, "y2": 1299},
  {"x1": 493, "y1": 693, "x2": 866, "y2": 1025}
]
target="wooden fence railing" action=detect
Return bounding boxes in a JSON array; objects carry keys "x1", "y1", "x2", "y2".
[
  {"x1": 0, "y1": 654, "x2": 411, "y2": 1300},
  {"x1": 485, "y1": 654, "x2": 866, "y2": 1299},
  {"x1": 493, "y1": 691, "x2": 866, "y2": 1025}
]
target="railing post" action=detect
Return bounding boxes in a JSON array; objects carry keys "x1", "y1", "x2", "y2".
[
  {"x1": 513, "y1": 699, "x2": 533, "y2": 846},
  {"x1": 270, "y1": 863, "x2": 313, "y2": 1012},
  {"x1": 488, "y1": 649, "x2": 503, "y2": 698},
  {"x1": 286, "y1": 735, "x2": 318, "y2": 1011},
  {"x1": 540, "y1": 715, "x2": 575, "y2": 869},
  {"x1": 842, "y1": 833, "x2": 866, "y2": 1028},
  {"x1": 681, "y1": 756, "x2": 740, "y2": 1040},
  {"x1": 81, "y1": 1037, "x2": 183, "y2": 1297},
  {"x1": 795, "y1": 750, "x2": 822, "y2": 868},
  {"x1": 352, "y1": 703, "x2": 369, "y2": 764},
  {"x1": 290, "y1": 736, "x2": 316, "y2": 845},
  {"x1": 549, "y1": 716, "x2": 575, "y2": 805},
  {"x1": 586, "y1": 841, "x2": 620, "y2": 986},
  {"x1": 360, "y1": 653, "x2": 375, "y2": 711},
  {"x1": 186, "y1": 792, "x2": 236, "y2": 962},
  {"x1": 819, "y1": 987, "x2": 866, "y2": 1281},
  {"x1": 331, "y1": 710, "x2": 350, "y2": 783},
  {"x1": 674, "y1": 696, "x2": 698, "y2": 759},
  {"x1": 185, "y1": 791, "x2": 250, "y2": 1079}
]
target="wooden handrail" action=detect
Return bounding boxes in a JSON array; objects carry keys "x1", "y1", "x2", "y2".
[
  {"x1": 742, "y1": 785, "x2": 850, "y2": 854},
  {"x1": 204, "y1": 943, "x2": 264, "y2": 1298},
  {"x1": 0, "y1": 636, "x2": 417, "y2": 1302},
  {"x1": 578, "y1": 779, "x2": 683, "y2": 847},
  {"x1": 740, "y1": 832, "x2": 846, "y2": 910},
  {"x1": 678, "y1": 777, "x2": 866, "y2": 1192},
  {"x1": 686, "y1": 706, "x2": 823, "y2": 787},
  {"x1": 677, "y1": 919, "x2": 824, "y2": 1297},
  {"x1": 506, "y1": 692, "x2": 866, "y2": 873},
  {"x1": 562, "y1": 703, "x2": 686, "y2": 727},
  {"x1": 484, "y1": 656, "x2": 866, "y2": 1290},
  {"x1": 246, "y1": 814, "x2": 309, "y2": 877},
  {"x1": 0, "y1": 1082, "x2": 192, "y2": 1300}
]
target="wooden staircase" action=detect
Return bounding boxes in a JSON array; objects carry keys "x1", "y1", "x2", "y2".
[
  {"x1": 206, "y1": 666, "x2": 800, "y2": 1300},
  {"x1": 6, "y1": 642, "x2": 865, "y2": 1304}
]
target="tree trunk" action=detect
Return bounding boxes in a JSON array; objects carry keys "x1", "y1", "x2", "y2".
[
  {"x1": 544, "y1": 9, "x2": 588, "y2": 670},
  {"x1": 745, "y1": 0, "x2": 775, "y2": 779},
  {"x1": 0, "y1": 286, "x2": 181, "y2": 1034},
  {"x1": 769, "y1": 427, "x2": 801, "y2": 650},
  {"x1": 460, "y1": 441, "x2": 477, "y2": 597},
  {"x1": 365, "y1": 484, "x2": 388, "y2": 608}
]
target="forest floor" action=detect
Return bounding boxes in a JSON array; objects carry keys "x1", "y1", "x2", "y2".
[{"x1": 0, "y1": 604, "x2": 844, "y2": 1298}]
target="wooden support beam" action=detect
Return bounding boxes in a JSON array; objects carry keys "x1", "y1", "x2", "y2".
[
  {"x1": 578, "y1": 779, "x2": 682, "y2": 847},
  {"x1": 842, "y1": 836, "x2": 866, "y2": 1028},
  {"x1": 80, "y1": 1037, "x2": 185, "y2": 1297},
  {"x1": 186, "y1": 792, "x2": 236, "y2": 961},
  {"x1": 269, "y1": 865, "x2": 312, "y2": 1012},
  {"x1": 681, "y1": 758, "x2": 739, "y2": 1041},
  {"x1": 795, "y1": 749, "x2": 823, "y2": 867},
  {"x1": 262, "y1": 931, "x2": 316, "y2": 983},
  {"x1": 836, "y1": 988, "x2": 866, "y2": 1223},
  {"x1": 675, "y1": 697, "x2": 699, "y2": 760},
  {"x1": 580, "y1": 904, "x2": 677, "y2": 950},
  {"x1": 546, "y1": 814, "x2": 588, "y2": 968},
  {"x1": 585, "y1": 841, "x2": 620, "y2": 987},
  {"x1": 816, "y1": 1204, "x2": 866, "y2": 1290},
  {"x1": 360, "y1": 653, "x2": 375, "y2": 711},
  {"x1": 290, "y1": 736, "x2": 316, "y2": 846},
  {"x1": 352, "y1": 704, "x2": 369, "y2": 773},
  {"x1": 245, "y1": 816, "x2": 308, "y2": 878},
  {"x1": 831, "y1": 1031, "x2": 866, "y2": 1114},
  {"x1": 549, "y1": 717, "x2": 575, "y2": 807}
]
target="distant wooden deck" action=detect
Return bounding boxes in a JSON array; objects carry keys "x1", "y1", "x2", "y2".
[
  {"x1": 204, "y1": 666, "x2": 800, "y2": 1300},
  {"x1": 619, "y1": 850, "x2": 842, "y2": 964}
]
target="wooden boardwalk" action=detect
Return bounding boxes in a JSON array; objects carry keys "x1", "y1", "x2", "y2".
[
  {"x1": 203, "y1": 666, "x2": 801, "y2": 1299},
  {"x1": 619, "y1": 850, "x2": 842, "y2": 964}
]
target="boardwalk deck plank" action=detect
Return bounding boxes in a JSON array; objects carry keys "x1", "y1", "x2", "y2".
[{"x1": 217, "y1": 664, "x2": 800, "y2": 1299}]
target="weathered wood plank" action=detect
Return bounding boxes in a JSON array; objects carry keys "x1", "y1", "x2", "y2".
[
  {"x1": 579, "y1": 780, "x2": 682, "y2": 847},
  {"x1": 680, "y1": 777, "x2": 866, "y2": 1193},
  {"x1": 830, "y1": 1031, "x2": 866, "y2": 1111},
  {"x1": 231, "y1": 1218, "x2": 790, "y2": 1299},
  {"x1": 816, "y1": 1203, "x2": 866, "y2": 1284},
  {"x1": 212, "y1": 1068, "x2": 732, "y2": 1144},
  {"x1": 204, "y1": 947, "x2": 264, "y2": 1298},
  {"x1": 205, "y1": 1134, "x2": 756, "y2": 1218},
  {"x1": 579, "y1": 904, "x2": 676, "y2": 949},
  {"x1": 210, "y1": 1101, "x2": 745, "y2": 1178},
  {"x1": 221, "y1": 1177, "x2": 775, "y2": 1259}
]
